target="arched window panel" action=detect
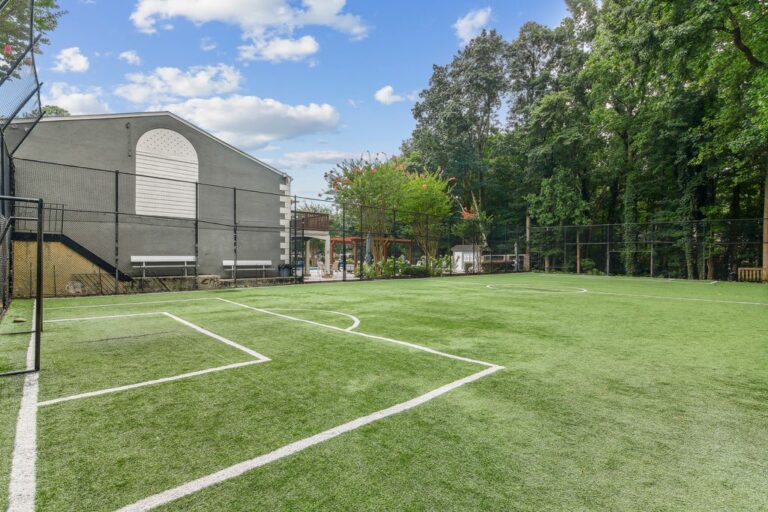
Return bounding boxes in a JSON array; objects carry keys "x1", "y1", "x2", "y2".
[{"x1": 135, "y1": 128, "x2": 198, "y2": 219}]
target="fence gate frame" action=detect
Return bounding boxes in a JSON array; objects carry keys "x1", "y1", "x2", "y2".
[{"x1": 0, "y1": 194, "x2": 44, "y2": 377}]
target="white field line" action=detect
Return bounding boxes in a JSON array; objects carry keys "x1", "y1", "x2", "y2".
[
  {"x1": 39, "y1": 312, "x2": 270, "y2": 407},
  {"x1": 218, "y1": 298, "x2": 498, "y2": 368},
  {"x1": 114, "y1": 365, "x2": 503, "y2": 512},
  {"x1": 36, "y1": 297, "x2": 504, "y2": 511},
  {"x1": 262, "y1": 308, "x2": 361, "y2": 331},
  {"x1": 481, "y1": 282, "x2": 768, "y2": 306},
  {"x1": 37, "y1": 361, "x2": 265, "y2": 407},
  {"x1": 585, "y1": 290, "x2": 768, "y2": 306},
  {"x1": 162, "y1": 312, "x2": 270, "y2": 361},
  {"x1": 7, "y1": 302, "x2": 39, "y2": 512},
  {"x1": 47, "y1": 298, "x2": 213, "y2": 310},
  {"x1": 45, "y1": 312, "x2": 162, "y2": 323},
  {"x1": 486, "y1": 284, "x2": 588, "y2": 293},
  {"x1": 536, "y1": 273, "x2": 720, "y2": 284}
]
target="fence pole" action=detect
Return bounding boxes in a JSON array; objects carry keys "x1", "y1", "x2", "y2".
[
  {"x1": 194, "y1": 182, "x2": 199, "y2": 289},
  {"x1": 34, "y1": 199, "x2": 43, "y2": 371},
  {"x1": 114, "y1": 170, "x2": 119, "y2": 294},
  {"x1": 359, "y1": 204, "x2": 363, "y2": 278},
  {"x1": 233, "y1": 187, "x2": 237, "y2": 287},
  {"x1": 342, "y1": 202, "x2": 346, "y2": 282},
  {"x1": 606, "y1": 224, "x2": 611, "y2": 275},
  {"x1": 392, "y1": 208, "x2": 397, "y2": 278},
  {"x1": 425, "y1": 213, "x2": 430, "y2": 275},
  {"x1": 650, "y1": 223, "x2": 654, "y2": 278}
]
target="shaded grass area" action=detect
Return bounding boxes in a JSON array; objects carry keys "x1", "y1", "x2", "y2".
[{"x1": 9, "y1": 274, "x2": 768, "y2": 510}]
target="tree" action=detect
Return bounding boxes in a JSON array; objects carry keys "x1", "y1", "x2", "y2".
[
  {"x1": 42, "y1": 105, "x2": 69, "y2": 116},
  {"x1": 407, "y1": 30, "x2": 508, "y2": 213},
  {"x1": 1, "y1": 0, "x2": 63, "y2": 73}
]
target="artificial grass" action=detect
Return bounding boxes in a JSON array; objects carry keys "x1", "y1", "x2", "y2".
[{"x1": 3, "y1": 274, "x2": 767, "y2": 510}]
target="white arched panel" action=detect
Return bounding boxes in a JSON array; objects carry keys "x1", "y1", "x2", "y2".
[{"x1": 135, "y1": 129, "x2": 199, "y2": 219}]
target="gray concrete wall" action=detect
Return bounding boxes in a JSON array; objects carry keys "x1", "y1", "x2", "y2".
[{"x1": 12, "y1": 113, "x2": 290, "y2": 276}]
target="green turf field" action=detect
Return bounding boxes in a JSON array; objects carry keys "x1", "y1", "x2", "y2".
[{"x1": 1, "y1": 273, "x2": 767, "y2": 511}]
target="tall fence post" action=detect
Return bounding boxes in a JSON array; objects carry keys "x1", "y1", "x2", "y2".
[
  {"x1": 425, "y1": 213, "x2": 430, "y2": 275},
  {"x1": 342, "y1": 202, "x2": 346, "y2": 282},
  {"x1": 359, "y1": 204, "x2": 363, "y2": 278},
  {"x1": 34, "y1": 198, "x2": 43, "y2": 371},
  {"x1": 233, "y1": 187, "x2": 237, "y2": 287},
  {"x1": 606, "y1": 224, "x2": 611, "y2": 275},
  {"x1": 194, "y1": 182, "x2": 199, "y2": 289},
  {"x1": 114, "y1": 170, "x2": 119, "y2": 294},
  {"x1": 392, "y1": 208, "x2": 397, "y2": 278}
]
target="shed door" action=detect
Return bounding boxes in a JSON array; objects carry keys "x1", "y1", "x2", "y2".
[{"x1": 135, "y1": 129, "x2": 198, "y2": 219}]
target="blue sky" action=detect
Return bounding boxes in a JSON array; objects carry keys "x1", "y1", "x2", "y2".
[{"x1": 37, "y1": 0, "x2": 568, "y2": 197}]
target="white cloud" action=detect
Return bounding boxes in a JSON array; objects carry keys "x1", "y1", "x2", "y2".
[
  {"x1": 200, "y1": 37, "x2": 217, "y2": 52},
  {"x1": 163, "y1": 95, "x2": 340, "y2": 149},
  {"x1": 52, "y1": 47, "x2": 90, "y2": 73},
  {"x1": 374, "y1": 85, "x2": 417, "y2": 105},
  {"x1": 115, "y1": 64, "x2": 242, "y2": 104},
  {"x1": 42, "y1": 82, "x2": 110, "y2": 114},
  {"x1": 118, "y1": 50, "x2": 141, "y2": 65},
  {"x1": 453, "y1": 7, "x2": 491, "y2": 46},
  {"x1": 130, "y1": 0, "x2": 368, "y2": 62},
  {"x1": 238, "y1": 35, "x2": 319, "y2": 62},
  {"x1": 277, "y1": 150, "x2": 354, "y2": 170}
]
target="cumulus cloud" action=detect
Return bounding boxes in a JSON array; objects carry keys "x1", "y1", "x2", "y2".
[
  {"x1": 238, "y1": 35, "x2": 319, "y2": 62},
  {"x1": 162, "y1": 95, "x2": 340, "y2": 149},
  {"x1": 42, "y1": 82, "x2": 110, "y2": 114},
  {"x1": 374, "y1": 85, "x2": 403, "y2": 105},
  {"x1": 118, "y1": 50, "x2": 141, "y2": 65},
  {"x1": 453, "y1": 7, "x2": 491, "y2": 46},
  {"x1": 277, "y1": 150, "x2": 354, "y2": 170},
  {"x1": 114, "y1": 64, "x2": 242, "y2": 103},
  {"x1": 373, "y1": 85, "x2": 416, "y2": 105},
  {"x1": 130, "y1": 0, "x2": 367, "y2": 62},
  {"x1": 52, "y1": 47, "x2": 90, "y2": 73}
]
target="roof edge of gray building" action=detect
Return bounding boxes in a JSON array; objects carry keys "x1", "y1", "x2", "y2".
[{"x1": 33, "y1": 111, "x2": 291, "y2": 182}]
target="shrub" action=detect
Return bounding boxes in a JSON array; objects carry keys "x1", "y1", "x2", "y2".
[{"x1": 401, "y1": 265, "x2": 430, "y2": 278}]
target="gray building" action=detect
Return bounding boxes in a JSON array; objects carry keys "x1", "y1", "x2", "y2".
[{"x1": 7, "y1": 112, "x2": 292, "y2": 290}]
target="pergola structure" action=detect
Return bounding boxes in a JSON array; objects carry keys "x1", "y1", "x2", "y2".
[{"x1": 330, "y1": 236, "x2": 417, "y2": 266}]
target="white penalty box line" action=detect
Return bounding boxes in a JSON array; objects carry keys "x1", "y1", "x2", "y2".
[
  {"x1": 32, "y1": 296, "x2": 505, "y2": 512},
  {"x1": 38, "y1": 311, "x2": 270, "y2": 408}
]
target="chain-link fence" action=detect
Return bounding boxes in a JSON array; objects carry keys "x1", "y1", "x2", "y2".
[
  {"x1": 529, "y1": 219, "x2": 764, "y2": 281},
  {"x1": 5, "y1": 157, "x2": 765, "y2": 296}
]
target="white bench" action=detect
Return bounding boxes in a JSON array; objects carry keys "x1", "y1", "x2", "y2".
[
  {"x1": 131, "y1": 255, "x2": 196, "y2": 278},
  {"x1": 223, "y1": 259, "x2": 274, "y2": 278}
]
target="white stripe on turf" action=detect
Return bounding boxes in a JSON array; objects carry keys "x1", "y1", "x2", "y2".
[
  {"x1": 45, "y1": 312, "x2": 162, "y2": 322},
  {"x1": 38, "y1": 312, "x2": 270, "y2": 406},
  {"x1": 114, "y1": 364, "x2": 504, "y2": 512},
  {"x1": 37, "y1": 360, "x2": 265, "y2": 407},
  {"x1": 7, "y1": 303, "x2": 39, "y2": 512},
  {"x1": 218, "y1": 298, "x2": 498, "y2": 368},
  {"x1": 586, "y1": 290, "x2": 768, "y2": 306},
  {"x1": 162, "y1": 312, "x2": 270, "y2": 362},
  {"x1": 46, "y1": 298, "x2": 212, "y2": 310}
]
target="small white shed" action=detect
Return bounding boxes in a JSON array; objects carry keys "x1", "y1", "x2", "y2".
[{"x1": 451, "y1": 245, "x2": 481, "y2": 273}]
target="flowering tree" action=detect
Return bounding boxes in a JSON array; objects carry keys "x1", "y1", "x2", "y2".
[{"x1": 325, "y1": 158, "x2": 453, "y2": 269}]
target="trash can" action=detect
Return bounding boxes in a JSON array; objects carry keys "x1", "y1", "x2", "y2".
[{"x1": 278, "y1": 264, "x2": 292, "y2": 278}]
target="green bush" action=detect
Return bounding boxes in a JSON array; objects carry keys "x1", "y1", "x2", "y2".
[
  {"x1": 580, "y1": 258, "x2": 596, "y2": 273},
  {"x1": 401, "y1": 265, "x2": 430, "y2": 278}
]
